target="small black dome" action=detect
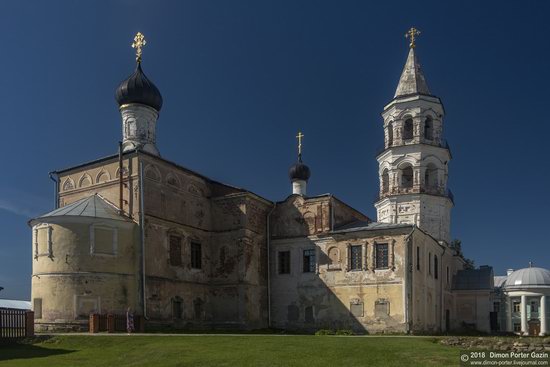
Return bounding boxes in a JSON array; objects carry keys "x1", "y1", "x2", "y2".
[
  {"x1": 115, "y1": 62, "x2": 163, "y2": 111},
  {"x1": 289, "y1": 161, "x2": 311, "y2": 181}
]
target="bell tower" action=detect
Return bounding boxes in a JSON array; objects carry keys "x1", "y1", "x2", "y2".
[{"x1": 374, "y1": 28, "x2": 453, "y2": 244}]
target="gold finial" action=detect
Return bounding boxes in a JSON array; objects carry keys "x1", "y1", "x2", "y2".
[
  {"x1": 405, "y1": 27, "x2": 421, "y2": 48},
  {"x1": 296, "y1": 131, "x2": 304, "y2": 160},
  {"x1": 131, "y1": 32, "x2": 147, "y2": 63}
]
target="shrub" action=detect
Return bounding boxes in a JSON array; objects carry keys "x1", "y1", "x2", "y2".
[
  {"x1": 315, "y1": 329, "x2": 335, "y2": 336},
  {"x1": 335, "y1": 329, "x2": 354, "y2": 336}
]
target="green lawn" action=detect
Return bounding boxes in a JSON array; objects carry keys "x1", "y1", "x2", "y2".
[{"x1": 0, "y1": 335, "x2": 460, "y2": 367}]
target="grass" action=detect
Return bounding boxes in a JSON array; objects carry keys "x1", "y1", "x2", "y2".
[{"x1": 0, "y1": 335, "x2": 461, "y2": 367}]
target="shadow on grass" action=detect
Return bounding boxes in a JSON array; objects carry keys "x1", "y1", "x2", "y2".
[{"x1": 0, "y1": 338, "x2": 74, "y2": 362}]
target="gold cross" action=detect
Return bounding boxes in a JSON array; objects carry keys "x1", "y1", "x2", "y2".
[
  {"x1": 405, "y1": 27, "x2": 421, "y2": 48},
  {"x1": 296, "y1": 131, "x2": 304, "y2": 158},
  {"x1": 131, "y1": 32, "x2": 147, "y2": 63}
]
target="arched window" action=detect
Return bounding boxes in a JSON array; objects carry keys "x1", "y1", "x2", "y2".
[
  {"x1": 403, "y1": 118, "x2": 414, "y2": 140},
  {"x1": 381, "y1": 170, "x2": 389, "y2": 193},
  {"x1": 434, "y1": 255, "x2": 439, "y2": 279},
  {"x1": 424, "y1": 164, "x2": 438, "y2": 189},
  {"x1": 387, "y1": 122, "x2": 393, "y2": 147},
  {"x1": 401, "y1": 165, "x2": 413, "y2": 189},
  {"x1": 424, "y1": 117, "x2": 433, "y2": 140}
]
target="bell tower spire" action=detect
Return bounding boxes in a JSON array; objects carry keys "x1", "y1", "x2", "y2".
[{"x1": 375, "y1": 28, "x2": 453, "y2": 244}]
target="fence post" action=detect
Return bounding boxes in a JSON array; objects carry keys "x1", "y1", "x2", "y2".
[
  {"x1": 25, "y1": 311, "x2": 35, "y2": 337},
  {"x1": 107, "y1": 314, "x2": 115, "y2": 333},
  {"x1": 89, "y1": 314, "x2": 99, "y2": 333}
]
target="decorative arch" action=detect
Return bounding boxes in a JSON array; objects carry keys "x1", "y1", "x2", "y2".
[
  {"x1": 95, "y1": 170, "x2": 111, "y2": 184},
  {"x1": 62, "y1": 177, "x2": 75, "y2": 191},
  {"x1": 424, "y1": 116, "x2": 434, "y2": 140},
  {"x1": 187, "y1": 183, "x2": 203, "y2": 197},
  {"x1": 394, "y1": 156, "x2": 417, "y2": 169},
  {"x1": 115, "y1": 166, "x2": 128, "y2": 178},
  {"x1": 386, "y1": 121, "x2": 393, "y2": 147},
  {"x1": 400, "y1": 164, "x2": 414, "y2": 189},
  {"x1": 381, "y1": 169, "x2": 389, "y2": 193},
  {"x1": 403, "y1": 118, "x2": 414, "y2": 140},
  {"x1": 166, "y1": 173, "x2": 181, "y2": 189},
  {"x1": 78, "y1": 173, "x2": 92, "y2": 188},
  {"x1": 144, "y1": 164, "x2": 161, "y2": 182}
]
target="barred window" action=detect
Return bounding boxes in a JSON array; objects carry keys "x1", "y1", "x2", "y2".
[
  {"x1": 172, "y1": 297, "x2": 183, "y2": 319},
  {"x1": 191, "y1": 242, "x2": 202, "y2": 269},
  {"x1": 349, "y1": 245, "x2": 362, "y2": 271},
  {"x1": 278, "y1": 251, "x2": 290, "y2": 274},
  {"x1": 169, "y1": 235, "x2": 182, "y2": 266},
  {"x1": 303, "y1": 249, "x2": 316, "y2": 273},
  {"x1": 434, "y1": 255, "x2": 439, "y2": 279},
  {"x1": 375, "y1": 243, "x2": 389, "y2": 269}
]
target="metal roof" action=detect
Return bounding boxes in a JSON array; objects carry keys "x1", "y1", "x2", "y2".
[
  {"x1": 30, "y1": 194, "x2": 131, "y2": 225},
  {"x1": 0, "y1": 299, "x2": 31, "y2": 310},
  {"x1": 452, "y1": 266, "x2": 494, "y2": 291},
  {"x1": 394, "y1": 47, "x2": 432, "y2": 98},
  {"x1": 503, "y1": 267, "x2": 550, "y2": 290},
  {"x1": 332, "y1": 220, "x2": 412, "y2": 234}
]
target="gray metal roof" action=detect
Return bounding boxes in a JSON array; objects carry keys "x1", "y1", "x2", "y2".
[
  {"x1": 494, "y1": 276, "x2": 508, "y2": 288},
  {"x1": 332, "y1": 220, "x2": 412, "y2": 234},
  {"x1": 452, "y1": 266, "x2": 494, "y2": 291},
  {"x1": 0, "y1": 299, "x2": 31, "y2": 310},
  {"x1": 394, "y1": 47, "x2": 431, "y2": 98},
  {"x1": 503, "y1": 267, "x2": 550, "y2": 290},
  {"x1": 30, "y1": 194, "x2": 131, "y2": 224}
]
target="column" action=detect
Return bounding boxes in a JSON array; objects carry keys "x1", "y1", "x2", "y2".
[
  {"x1": 506, "y1": 297, "x2": 512, "y2": 332},
  {"x1": 521, "y1": 295, "x2": 528, "y2": 335},
  {"x1": 540, "y1": 295, "x2": 547, "y2": 336}
]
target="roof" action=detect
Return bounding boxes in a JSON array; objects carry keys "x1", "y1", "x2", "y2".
[
  {"x1": 503, "y1": 267, "x2": 550, "y2": 290},
  {"x1": 30, "y1": 194, "x2": 131, "y2": 225},
  {"x1": 452, "y1": 266, "x2": 494, "y2": 291},
  {"x1": 331, "y1": 220, "x2": 412, "y2": 234},
  {"x1": 0, "y1": 299, "x2": 31, "y2": 310},
  {"x1": 394, "y1": 47, "x2": 432, "y2": 98},
  {"x1": 494, "y1": 276, "x2": 507, "y2": 288}
]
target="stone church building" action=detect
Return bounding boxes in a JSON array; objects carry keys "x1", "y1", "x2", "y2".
[{"x1": 30, "y1": 31, "x2": 500, "y2": 334}]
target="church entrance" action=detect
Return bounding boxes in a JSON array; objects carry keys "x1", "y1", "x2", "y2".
[{"x1": 528, "y1": 320, "x2": 540, "y2": 336}]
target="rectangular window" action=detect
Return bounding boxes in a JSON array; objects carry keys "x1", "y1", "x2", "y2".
[
  {"x1": 531, "y1": 301, "x2": 538, "y2": 313},
  {"x1": 169, "y1": 235, "x2": 182, "y2": 266},
  {"x1": 302, "y1": 249, "x2": 316, "y2": 273},
  {"x1": 513, "y1": 323, "x2": 521, "y2": 332},
  {"x1": 350, "y1": 302, "x2": 364, "y2": 317},
  {"x1": 278, "y1": 251, "x2": 290, "y2": 274},
  {"x1": 428, "y1": 252, "x2": 432, "y2": 275},
  {"x1": 375, "y1": 299, "x2": 390, "y2": 317},
  {"x1": 446, "y1": 266, "x2": 450, "y2": 285},
  {"x1": 416, "y1": 246, "x2": 420, "y2": 271},
  {"x1": 33, "y1": 298, "x2": 42, "y2": 319},
  {"x1": 191, "y1": 242, "x2": 202, "y2": 269},
  {"x1": 375, "y1": 243, "x2": 389, "y2": 269},
  {"x1": 304, "y1": 306, "x2": 314, "y2": 323},
  {"x1": 513, "y1": 300, "x2": 521, "y2": 313},
  {"x1": 34, "y1": 226, "x2": 53, "y2": 258},
  {"x1": 172, "y1": 297, "x2": 183, "y2": 319},
  {"x1": 493, "y1": 302, "x2": 500, "y2": 313},
  {"x1": 90, "y1": 225, "x2": 117, "y2": 255},
  {"x1": 349, "y1": 245, "x2": 362, "y2": 270}
]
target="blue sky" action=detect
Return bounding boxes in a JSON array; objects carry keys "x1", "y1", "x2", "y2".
[{"x1": 1, "y1": 0, "x2": 549, "y2": 300}]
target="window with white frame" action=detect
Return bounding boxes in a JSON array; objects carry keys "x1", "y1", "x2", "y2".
[
  {"x1": 34, "y1": 225, "x2": 53, "y2": 259},
  {"x1": 90, "y1": 224, "x2": 118, "y2": 255}
]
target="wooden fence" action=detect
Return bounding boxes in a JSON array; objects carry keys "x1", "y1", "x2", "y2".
[
  {"x1": 0, "y1": 308, "x2": 34, "y2": 339},
  {"x1": 89, "y1": 314, "x2": 144, "y2": 333}
]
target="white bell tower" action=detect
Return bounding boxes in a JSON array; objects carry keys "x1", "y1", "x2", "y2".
[{"x1": 374, "y1": 28, "x2": 453, "y2": 244}]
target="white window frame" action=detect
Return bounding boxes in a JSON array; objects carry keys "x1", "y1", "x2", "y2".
[
  {"x1": 90, "y1": 223, "x2": 118, "y2": 256},
  {"x1": 33, "y1": 224, "x2": 53, "y2": 259}
]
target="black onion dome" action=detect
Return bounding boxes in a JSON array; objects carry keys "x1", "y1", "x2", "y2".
[
  {"x1": 115, "y1": 62, "x2": 163, "y2": 111},
  {"x1": 289, "y1": 161, "x2": 311, "y2": 181}
]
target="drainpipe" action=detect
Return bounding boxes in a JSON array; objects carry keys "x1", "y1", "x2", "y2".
[
  {"x1": 48, "y1": 171, "x2": 59, "y2": 209},
  {"x1": 266, "y1": 202, "x2": 277, "y2": 328},
  {"x1": 403, "y1": 227, "x2": 415, "y2": 333},
  {"x1": 440, "y1": 245, "x2": 446, "y2": 333},
  {"x1": 138, "y1": 153, "x2": 147, "y2": 319}
]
